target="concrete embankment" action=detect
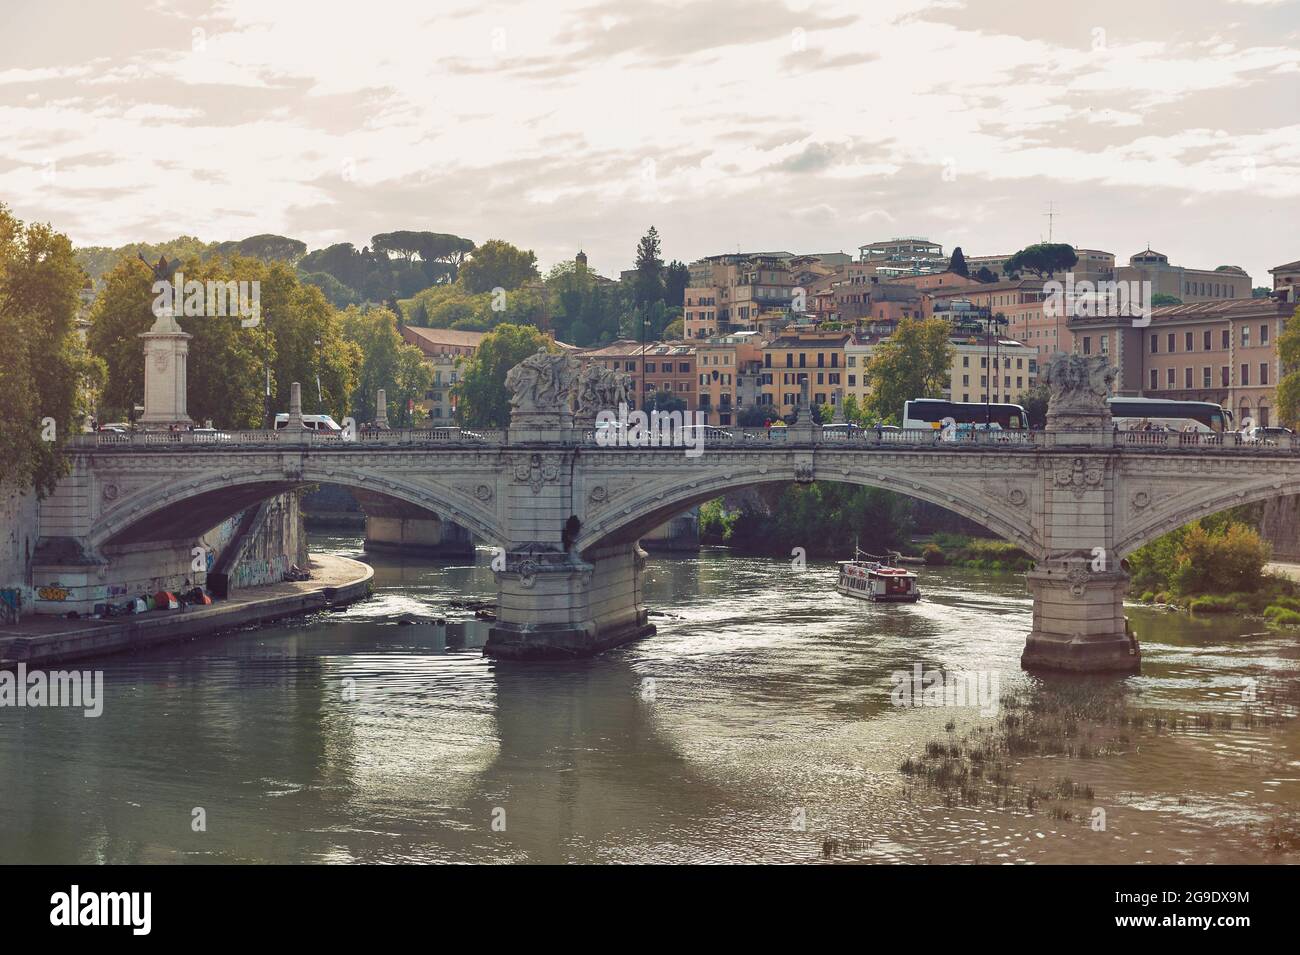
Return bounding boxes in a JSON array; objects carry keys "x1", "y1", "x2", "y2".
[{"x1": 0, "y1": 554, "x2": 373, "y2": 669}]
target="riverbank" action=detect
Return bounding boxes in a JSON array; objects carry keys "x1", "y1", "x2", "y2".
[{"x1": 0, "y1": 553, "x2": 373, "y2": 669}]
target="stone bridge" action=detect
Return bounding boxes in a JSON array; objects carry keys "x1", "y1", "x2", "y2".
[{"x1": 33, "y1": 354, "x2": 1300, "y2": 672}]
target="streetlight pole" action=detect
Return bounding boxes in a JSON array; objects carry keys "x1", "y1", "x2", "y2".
[
  {"x1": 314, "y1": 337, "x2": 323, "y2": 408},
  {"x1": 640, "y1": 311, "x2": 648, "y2": 412},
  {"x1": 263, "y1": 306, "x2": 272, "y2": 429},
  {"x1": 985, "y1": 311, "x2": 991, "y2": 427}
]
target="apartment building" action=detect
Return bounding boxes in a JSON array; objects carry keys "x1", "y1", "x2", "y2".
[
  {"x1": 858, "y1": 237, "x2": 947, "y2": 276},
  {"x1": 759, "y1": 329, "x2": 853, "y2": 413},
  {"x1": 684, "y1": 253, "x2": 801, "y2": 339},
  {"x1": 1270, "y1": 259, "x2": 1300, "y2": 295},
  {"x1": 400, "y1": 326, "x2": 486, "y2": 421},
  {"x1": 925, "y1": 280, "x2": 1058, "y2": 356},
  {"x1": 1116, "y1": 248, "x2": 1251, "y2": 303},
  {"x1": 695, "y1": 331, "x2": 765, "y2": 426},
  {"x1": 948, "y1": 335, "x2": 1037, "y2": 405},
  {"x1": 579, "y1": 340, "x2": 698, "y2": 410},
  {"x1": 1069, "y1": 295, "x2": 1292, "y2": 426}
]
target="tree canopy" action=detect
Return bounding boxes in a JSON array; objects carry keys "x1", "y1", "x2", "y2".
[
  {"x1": 459, "y1": 239, "x2": 539, "y2": 294},
  {"x1": 0, "y1": 204, "x2": 100, "y2": 497},
  {"x1": 455, "y1": 323, "x2": 552, "y2": 429},
  {"x1": 864, "y1": 318, "x2": 954, "y2": 423},
  {"x1": 1004, "y1": 243, "x2": 1078, "y2": 278}
]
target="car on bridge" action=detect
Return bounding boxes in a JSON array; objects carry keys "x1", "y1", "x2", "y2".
[{"x1": 273, "y1": 413, "x2": 343, "y2": 433}]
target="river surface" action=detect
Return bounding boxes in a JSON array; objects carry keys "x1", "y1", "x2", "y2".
[{"x1": 2, "y1": 533, "x2": 1298, "y2": 864}]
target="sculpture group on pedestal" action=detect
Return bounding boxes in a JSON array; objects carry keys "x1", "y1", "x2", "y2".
[
  {"x1": 505, "y1": 348, "x2": 633, "y2": 424},
  {"x1": 1041, "y1": 353, "x2": 1116, "y2": 428}
]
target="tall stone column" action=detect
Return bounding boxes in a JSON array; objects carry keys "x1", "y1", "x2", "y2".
[
  {"x1": 137, "y1": 305, "x2": 192, "y2": 428},
  {"x1": 1021, "y1": 354, "x2": 1139, "y2": 673}
]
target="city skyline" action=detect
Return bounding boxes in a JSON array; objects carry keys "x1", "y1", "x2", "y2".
[{"x1": 0, "y1": 0, "x2": 1297, "y2": 281}]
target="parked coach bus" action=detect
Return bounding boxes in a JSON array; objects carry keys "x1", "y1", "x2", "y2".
[
  {"x1": 1107, "y1": 397, "x2": 1232, "y2": 433},
  {"x1": 903, "y1": 399, "x2": 1030, "y2": 432}
]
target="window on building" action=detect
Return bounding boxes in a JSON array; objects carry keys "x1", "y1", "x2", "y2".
[
  {"x1": 1185, "y1": 331, "x2": 1193, "y2": 352},
  {"x1": 1167, "y1": 368, "x2": 1176, "y2": 387},
  {"x1": 1261, "y1": 363, "x2": 1269, "y2": 386},
  {"x1": 1204, "y1": 329, "x2": 1212, "y2": 350},
  {"x1": 1241, "y1": 363, "x2": 1250, "y2": 386},
  {"x1": 1261, "y1": 324, "x2": 1270, "y2": 346},
  {"x1": 1242, "y1": 327, "x2": 1250, "y2": 348},
  {"x1": 1082, "y1": 337, "x2": 1091, "y2": 355},
  {"x1": 1167, "y1": 332, "x2": 1176, "y2": 352},
  {"x1": 1150, "y1": 334, "x2": 1158, "y2": 354},
  {"x1": 1202, "y1": 366, "x2": 1211, "y2": 388},
  {"x1": 1222, "y1": 330, "x2": 1230, "y2": 349},
  {"x1": 1184, "y1": 367, "x2": 1192, "y2": 388},
  {"x1": 1221, "y1": 366, "x2": 1229, "y2": 386}
]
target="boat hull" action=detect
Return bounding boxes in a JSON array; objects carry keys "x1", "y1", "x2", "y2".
[{"x1": 836, "y1": 584, "x2": 921, "y2": 603}]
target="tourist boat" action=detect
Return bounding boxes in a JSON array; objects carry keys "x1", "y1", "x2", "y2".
[{"x1": 836, "y1": 548, "x2": 921, "y2": 602}]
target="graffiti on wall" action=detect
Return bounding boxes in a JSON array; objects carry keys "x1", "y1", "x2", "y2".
[
  {"x1": 37, "y1": 586, "x2": 69, "y2": 601},
  {"x1": 231, "y1": 554, "x2": 289, "y2": 590}
]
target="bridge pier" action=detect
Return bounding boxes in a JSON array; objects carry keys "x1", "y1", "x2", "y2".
[
  {"x1": 486, "y1": 542, "x2": 654, "y2": 659},
  {"x1": 1022, "y1": 562, "x2": 1139, "y2": 673}
]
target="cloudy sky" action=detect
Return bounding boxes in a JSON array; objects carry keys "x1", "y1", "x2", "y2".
[{"x1": 2, "y1": 0, "x2": 1298, "y2": 282}]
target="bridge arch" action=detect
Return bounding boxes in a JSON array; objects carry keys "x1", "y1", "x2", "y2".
[
  {"x1": 88, "y1": 464, "x2": 505, "y2": 551},
  {"x1": 1115, "y1": 475, "x2": 1300, "y2": 558},
  {"x1": 574, "y1": 462, "x2": 1043, "y2": 561}
]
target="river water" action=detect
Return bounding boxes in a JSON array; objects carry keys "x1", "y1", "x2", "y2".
[{"x1": 1, "y1": 533, "x2": 1297, "y2": 864}]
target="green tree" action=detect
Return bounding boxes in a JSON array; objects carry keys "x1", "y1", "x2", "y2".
[
  {"x1": 1275, "y1": 304, "x2": 1300, "y2": 427},
  {"x1": 974, "y1": 266, "x2": 998, "y2": 284},
  {"x1": 1151, "y1": 293, "x2": 1182, "y2": 306},
  {"x1": 644, "y1": 389, "x2": 686, "y2": 414},
  {"x1": 864, "y1": 318, "x2": 954, "y2": 422},
  {"x1": 0, "y1": 205, "x2": 90, "y2": 496},
  {"x1": 1020, "y1": 380, "x2": 1050, "y2": 428},
  {"x1": 340, "y1": 306, "x2": 430, "y2": 425},
  {"x1": 210, "y1": 234, "x2": 307, "y2": 264},
  {"x1": 1004, "y1": 243, "x2": 1078, "y2": 279},
  {"x1": 664, "y1": 259, "x2": 689, "y2": 306},
  {"x1": 86, "y1": 258, "x2": 156, "y2": 418},
  {"x1": 738, "y1": 405, "x2": 780, "y2": 427},
  {"x1": 459, "y1": 239, "x2": 539, "y2": 294},
  {"x1": 633, "y1": 226, "x2": 664, "y2": 306},
  {"x1": 949, "y1": 246, "x2": 969, "y2": 277},
  {"x1": 455, "y1": 323, "x2": 552, "y2": 429}
]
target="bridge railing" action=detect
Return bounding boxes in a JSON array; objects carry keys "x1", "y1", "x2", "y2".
[
  {"x1": 68, "y1": 428, "x2": 507, "y2": 449},
  {"x1": 66, "y1": 427, "x2": 1300, "y2": 454}
]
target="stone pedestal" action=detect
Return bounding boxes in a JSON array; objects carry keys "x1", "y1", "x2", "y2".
[
  {"x1": 507, "y1": 410, "x2": 577, "y2": 445},
  {"x1": 485, "y1": 542, "x2": 654, "y2": 659},
  {"x1": 1022, "y1": 563, "x2": 1139, "y2": 673},
  {"x1": 137, "y1": 306, "x2": 192, "y2": 428},
  {"x1": 375, "y1": 388, "x2": 390, "y2": 429}
]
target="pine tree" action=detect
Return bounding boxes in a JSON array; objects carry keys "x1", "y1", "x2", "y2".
[
  {"x1": 633, "y1": 226, "x2": 664, "y2": 306},
  {"x1": 949, "y1": 247, "x2": 969, "y2": 278}
]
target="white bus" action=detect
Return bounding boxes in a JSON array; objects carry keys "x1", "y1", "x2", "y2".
[
  {"x1": 903, "y1": 399, "x2": 1029, "y2": 432},
  {"x1": 1107, "y1": 398, "x2": 1231, "y2": 433}
]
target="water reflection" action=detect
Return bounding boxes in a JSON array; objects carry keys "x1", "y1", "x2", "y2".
[{"x1": 0, "y1": 536, "x2": 1295, "y2": 863}]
